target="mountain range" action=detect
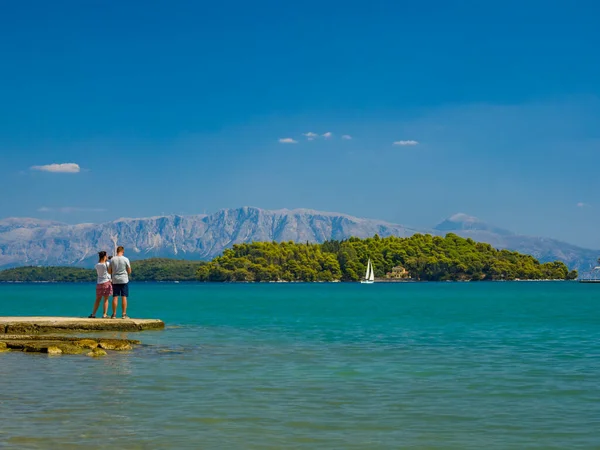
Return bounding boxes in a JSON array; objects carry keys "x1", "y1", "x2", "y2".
[{"x1": 0, "y1": 207, "x2": 597, "y2": 270}]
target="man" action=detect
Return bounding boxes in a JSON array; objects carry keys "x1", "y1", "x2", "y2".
[{"x1": 108, "y1": 246, "x2": 132, "y2": 319}]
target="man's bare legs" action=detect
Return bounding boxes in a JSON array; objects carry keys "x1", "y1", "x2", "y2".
[
  {"x1": 112, "y1": 296, "x2": 119, "y2": 318},
  {"x1": 112, "y1": 296, "x2": 128, "y2": 318}
]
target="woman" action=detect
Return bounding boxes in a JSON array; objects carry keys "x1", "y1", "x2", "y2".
[{"x1": 89, "y1": 251, "x2": 112, "y2": 318}]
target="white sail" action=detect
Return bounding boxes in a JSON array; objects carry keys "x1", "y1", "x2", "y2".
[
  {"x1": 361, "y1": 258, "x2": 375, "y2": 283},
  {"x1": 368, "y1": 259, "x2": 375, "y2": 281}
]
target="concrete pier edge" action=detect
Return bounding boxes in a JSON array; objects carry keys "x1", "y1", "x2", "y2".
[{"x1": 0, "y1": 316, "x2": 165, "y2": 334}]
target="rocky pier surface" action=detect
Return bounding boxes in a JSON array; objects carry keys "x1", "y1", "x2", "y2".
[
  {"x1": 0, "y1": 316, "x2": 164, "y2": 357},
  {"x1": 0, "y1": 316, "x2": 164, "y2": 334}
]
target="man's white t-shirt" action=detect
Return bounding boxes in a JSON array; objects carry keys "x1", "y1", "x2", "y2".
[
  {"x1": 95, "y1": 262, "x2": 111, "y2": 284},
  {"x1": 110, "y1": 256, "x2": 131, "y2": 284}
]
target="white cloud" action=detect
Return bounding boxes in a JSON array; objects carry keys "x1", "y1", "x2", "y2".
[
  {"x1": 38, "y1": 206, "x2": 107, "y2": 213},
  {"x1": 30, "y1": 163, "x2": 81, "y2": 173},
  {"x1": 577, "y1": 202, "x2": 589, "y2": 208},
  {"x1": 303, "y1": 132, "x2": 318, "y2": 141},
  {"x1": 322, "y1": 132, "x2": 333, "y2": 139},
  {"x1": 279, "y1": 138, "x2": 298, "y2": 144},
  {"x1": 393, "y1": 140, "x2": 419, "y2": 146},
  {"x1": 342, "y1": 135, "x2": 352, "y2": 140}
]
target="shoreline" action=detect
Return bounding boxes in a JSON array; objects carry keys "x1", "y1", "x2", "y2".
[{"x1": 0, "y1": 279, "x2": 579, "y2": 284}]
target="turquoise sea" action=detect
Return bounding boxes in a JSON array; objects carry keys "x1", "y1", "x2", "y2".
[{"x1": 1, "y1": 282, "x2": 599, "y2": 449}]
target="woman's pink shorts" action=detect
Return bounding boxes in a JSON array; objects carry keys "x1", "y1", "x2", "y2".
[{"x1": 96, "y1": 281, "x2": 113, "y2": 297}]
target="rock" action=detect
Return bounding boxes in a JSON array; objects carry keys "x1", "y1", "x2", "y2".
[
  {"x1": 0, "y1": 334, "x2": 141, "y2": 345},
  {"x1": 76, "y1": 339, "x2": 99, "y2": 349},
  {"x1": 55, "y1": 344, "x2": 84, "y2": 355},
  {"x1": 7, "y1": 324, "x2": 37, "y2": 334},
  {"x1": 23, "y1": 343, "x2": 48, "y2": 352},
  {"x1": 0, "y1": 334, "x2": 140, "y2": 356},
  {"x1": 98, "y1": 340, "x2": 133, "y2": 351},
  {"x1": 87, "y1": 348, "x2": 107, "y2": 357},
  {"x1": 115, "y1": 343, "x2": 133, "y2": 351}
]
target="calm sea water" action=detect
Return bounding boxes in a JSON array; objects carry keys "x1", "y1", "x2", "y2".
[{"x1": 1, "y1": 282, "x2": 599, "y2": 449}]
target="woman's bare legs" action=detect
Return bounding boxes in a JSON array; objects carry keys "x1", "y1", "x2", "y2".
[
  {"x1": 102, "y1": 296, "x2": 109, "y2": 317},
  {"x1": 91, "y1": 295, "x2": 102, "y2": 317}
]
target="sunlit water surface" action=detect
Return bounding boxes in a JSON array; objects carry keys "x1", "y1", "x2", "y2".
[{"x1": 1, "y1": 282, "x2": 599, "y2": 449}]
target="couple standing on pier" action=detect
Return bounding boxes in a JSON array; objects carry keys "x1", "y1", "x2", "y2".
[{"x1": 89, "y1": 246, "x2": 131, "y2": 319}]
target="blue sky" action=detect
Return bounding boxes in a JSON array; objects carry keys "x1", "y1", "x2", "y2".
[{"x1": 1, "y1": 0, "x2": 600, "y2": 248}]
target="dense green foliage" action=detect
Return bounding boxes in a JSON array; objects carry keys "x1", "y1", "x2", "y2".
[
  {"x1": 197, "y1": 241, "x2": 341, "y2": 282},
  {"x1": 0, "y1": 258, "x2": 206, "y2": 282},
  {"x1": 129, "y1": 258, "x2": 205, "y2": 281},
  {"x1": 0, "y1": 266, "x2": 95, "y2": 282},
  {"x1": 197, "y1": 234, "x2": 578, "y2": 282}
]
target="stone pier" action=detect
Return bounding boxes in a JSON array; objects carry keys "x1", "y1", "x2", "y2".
[
  {"x1": 0, "y1": 316, "x2": 165, "y2": 356},
  {"x1": 0, "y1": 316, "x2": 165, "y2": 334}
]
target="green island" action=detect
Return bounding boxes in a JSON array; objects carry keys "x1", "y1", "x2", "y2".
[
  {"x1": 0, "y1": 234, "x2": 578, "y2": 282},
  {"x1": 197, "y1": 233, "x2": 578, "y2": 282},
  {"x1": 0, "y1": 258, "x2": 205, "y2": 282}
]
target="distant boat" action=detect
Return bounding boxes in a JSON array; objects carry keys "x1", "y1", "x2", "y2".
[{"x1": 360, "y1": 259, "x2": 375, "y2": 284}]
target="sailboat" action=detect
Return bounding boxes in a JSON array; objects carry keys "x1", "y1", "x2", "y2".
[{"x1": 360, "y1": 258, "x2": 375, "y2": 284}]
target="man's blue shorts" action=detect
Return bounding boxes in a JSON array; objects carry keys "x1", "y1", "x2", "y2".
[{"x1": 112, "y1": 283, "x2": 129, "y2": 297}]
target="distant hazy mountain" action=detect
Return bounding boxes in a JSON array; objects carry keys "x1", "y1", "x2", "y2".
[
  {"x1": 434, "y1": 213, "x2": 514, "y2": 236},
  {"x1": 0, "y1": 207, "x2": 417, "y2": 268},
  {"x1": 432, "y1": 213, "x2": 599, "y2": 271},
  {"x1": 0, "y1": 207, "x2": 597, "y2": 270}
]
